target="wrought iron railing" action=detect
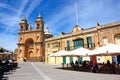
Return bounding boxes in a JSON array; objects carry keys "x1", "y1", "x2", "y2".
[{"x1": 65, "y1": 43, "x2": 95, "y2": 51}]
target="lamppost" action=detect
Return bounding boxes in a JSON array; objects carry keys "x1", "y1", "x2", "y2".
[
  {"x1": 96, "y1": 22, "x2": 101, "y2": 47},
  {"x1": 97, "y1": 30, "x2": 101, "y2": 47}
]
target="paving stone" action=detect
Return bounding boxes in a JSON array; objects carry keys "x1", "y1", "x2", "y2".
[{"x1": 4, "y1": 62, "x2": 120, "y2": 80}]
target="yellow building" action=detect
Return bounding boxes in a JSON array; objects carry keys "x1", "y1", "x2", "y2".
[
  {"x1": 18, "y1": 15, "x2": 44, "y2": 61},
  {"x1": 45, "y1": 22, "x2": 120, "y2": 64},
  {"x1": 17, "y1": 15, "x2": 120, "y2": 63}
]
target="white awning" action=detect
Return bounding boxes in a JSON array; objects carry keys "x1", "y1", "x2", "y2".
[{"x1": 90, "y1": 43, "x2": 120, "y2": 56}]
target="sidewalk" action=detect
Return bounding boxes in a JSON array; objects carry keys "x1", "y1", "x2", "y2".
[{"x1": 4, "y1": 62, "x2": 120, "y2": 80}]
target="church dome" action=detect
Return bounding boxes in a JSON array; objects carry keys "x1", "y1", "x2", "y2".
[{"x1": 44, "y1": 26, "x2": 52, "y2": 35}]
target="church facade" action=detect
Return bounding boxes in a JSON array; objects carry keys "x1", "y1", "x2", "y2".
[
  {"x1": 17, "y1": 15, "x2": 120, "y2": 63},
  {"x1": 17, "y1": 15, "x2": 49, "y2": 61}
]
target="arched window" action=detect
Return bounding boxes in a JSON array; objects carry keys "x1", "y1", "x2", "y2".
[
  {"x1": 29, "y1": 40, "x2": 33, "y2": 47},
  {"x1": 20, "y1": 26, "x2": 23, "y2": 31},
  {"x1": 21, "y1": 26, "x2": 23, "y2": 28},
  {"x1": 37, "y1": 24, "x2": 40, "y2": 29},
  {"x1": 25, "y1": 39, "x2": 34, "y2": 48}
]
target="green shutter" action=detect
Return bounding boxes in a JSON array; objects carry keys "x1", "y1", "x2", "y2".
[
  {"x1": 79, "y1": 39, "x2": 84, "y2": 47},
  {"x1": 69, "y1": 56, "x2": 73, "y2": 63},
  {"x1": 78, "y1": 57, "x2": 82, "y2": 64},
  {"x1": 63, "y1": 57, "x2": 66, "y2": 64},
  {"x1": 87, "y1": 37, "x2": 92, "y2": 48},
  {"x1": 73, "y1": 41, "x2": 76, "y2": 49},
  {"x1": 74, "y1": 39, "x2": 84, "y2": 49},
  {"x1": 67, "y1": 40, "x2": 70, "y2": 51}
]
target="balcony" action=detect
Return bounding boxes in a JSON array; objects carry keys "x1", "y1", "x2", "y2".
[{"x1": 65, "y1": 43, "x2": 95, "y2": 51}]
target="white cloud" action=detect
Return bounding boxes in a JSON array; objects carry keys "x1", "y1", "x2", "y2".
[
  {"x1": 45, "y1": 0, "x2": 120, "y2": 36},
  {"x1": 0, "y1": 0, "x2": 120, "y2": 51},
  {"x1": 0, "y1": 0, "x2": 44, "y2": 51},
  {"x1": 24, "y1": 0, "x2": 43, "y2": 18},
  {"x1": 0, "y1": 0, "x2": 44, "y2": 34},
  {"x1": 0, "y1": 33, "x2": 18, "y2": 51},
  {"x1": 0, "y1": 3, "x2": 21, "y2": 14},
  {"x1": 77, "y1": 0, "x2": 120, "y2": 27},
  {"x1": 0, "y1": 0, "x2": 29, "y2": 33},
  {"x1": 0, "y1": 0, "x2": 29, "y2": 51},
  {"x1": 18, "y1": 0, "x2": 29, "y2": 16}
]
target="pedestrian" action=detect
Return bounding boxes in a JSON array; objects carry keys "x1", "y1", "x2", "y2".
[{"x1": 23, "y1": 57, "x2": 27, "y2": 62}]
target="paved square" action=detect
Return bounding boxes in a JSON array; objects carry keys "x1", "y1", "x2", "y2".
[{"x1": 4, "y1": 62, "x2": 120, "y2": 80}]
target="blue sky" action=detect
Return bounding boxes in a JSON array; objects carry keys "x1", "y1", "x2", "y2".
[{"x1": 0, "y1": 0, "x2": 120, "y2": 51}]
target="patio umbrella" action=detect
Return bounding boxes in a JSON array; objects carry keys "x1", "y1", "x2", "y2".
[
  {"x1": 64, "y1": 47, "x2": 91, "y2": 56},
  {"x1": 49, "y1": 50, "x2": 69, "y2": 57},
  {"x1": 0, "y1": 52, "x2": 12, "y2": 54},
  {"x1": 89, "y1": 43, "x2": 120, "y2": 56}
]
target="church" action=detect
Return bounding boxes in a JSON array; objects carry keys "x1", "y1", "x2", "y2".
[
  {"x1": 17, "y1": 14, "x2": 52, "y2": 61},
  {"x1": 17, "y1": 14, "x2": 120, "y2": 64}
]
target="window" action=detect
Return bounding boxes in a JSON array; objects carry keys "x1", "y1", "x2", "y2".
[
  {"x1": 21, "y1": 26, "x2": 23, "y2": 28},
  {"x1": 48, "y1": 43, "x2": 50, "y2": 48},
  {"x1": 117, "y1": 36, "x2": 120, "y2": 40},
  {"x1": 52, "y1": 44, "x2": 59, "y2": 48},
  {"x1": 29, "y1": 40, "x2": 33, "y2": 45},
  {"x1": 66, "y1": 40, "x2": 70, "y2": 51},
  {"x1": 103, "y1": 36, "x2": 108, "y2": 45},
  {"x1": 29, "y1": 40, "x2": 34, "y2": 48},
  {"x1": 20, "y1": 26, "x2": 23, "y2": 31},
  {"x1": 37, "y1": 24, "x2": 40, "y2": 29},
  {"x1": 115, "y1": 36, "x2": 120, "y2": 45},
  {"x1": 73, "y1": 39, "x2": 84, "y2": 49},
  {"x1": 86, "y1": 36, "x2": 92, "y2": 48}
]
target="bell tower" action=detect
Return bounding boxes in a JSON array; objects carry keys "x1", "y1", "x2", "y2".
[
  {"x1": 35, "y1": 14, "x2": 44, "y2": 30},
  {"x1": 19, "y1": 16, "x2": 29, "y2": 31},
  {"x1": 35, "y1": 14, "x2": 45, "y2": 61}
]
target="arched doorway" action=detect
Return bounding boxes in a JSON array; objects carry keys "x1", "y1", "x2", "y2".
[
  {"x1": 29, "y1": 51, "x2": 34, "y2": 59},
  {"x1": 25, "y1": 38, "x2": 34, "y2": 60}
]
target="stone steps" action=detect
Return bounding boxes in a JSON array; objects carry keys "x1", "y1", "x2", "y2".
[{"x1": 26, "y1": 57, "x2": 42, "y2": 62}]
